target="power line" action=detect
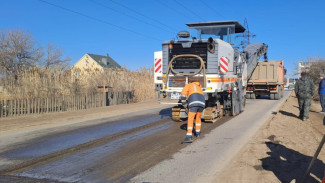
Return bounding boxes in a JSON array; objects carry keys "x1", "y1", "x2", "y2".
[
  {"x1": 236, "y1": 18, "x2": 256, "y2": 49},
  {"x1": 173, "y1": 0, "x2": 206, "y2": 21},
  {"x1": 156, "y1": 0, "x2": 194, "y2": 21},
  {"x1": 108, "y1": 0, "x2": 177, "y2": 32},
  {"x1": 198, "y1": 0, "x2": 225, "y2": 19},
  {"x1": 38, "y1": 0, "x2": 162, "y2": 41},
  {"x1": 89, "y1": 0, "x2": 174, "y2": 34}
]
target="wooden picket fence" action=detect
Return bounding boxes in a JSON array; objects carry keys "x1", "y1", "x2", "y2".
[{"x1": 0, "y1": 91, "x2": 134, "y2": 118}]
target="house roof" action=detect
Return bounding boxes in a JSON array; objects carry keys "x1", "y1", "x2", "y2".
[{"x1": 87, "y1": 53, "x2": 121, "y2": 69}]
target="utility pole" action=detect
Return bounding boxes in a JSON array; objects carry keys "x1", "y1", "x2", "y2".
[{"x1": 236, "y1": 18, "x2": 256, "y2": 50}]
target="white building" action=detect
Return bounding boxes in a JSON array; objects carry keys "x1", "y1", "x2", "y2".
[{"x1": 298, "y1": 61, "x2": 311, "y2": 77}]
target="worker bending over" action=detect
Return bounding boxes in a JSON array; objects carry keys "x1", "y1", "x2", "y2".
[{"x1": 181, "y1": 81, "x2": 205, "y2": 143}]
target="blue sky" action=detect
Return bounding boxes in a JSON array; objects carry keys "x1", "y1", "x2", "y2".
[{"x1": 1, "y1": 0, "x2": 324, "y2": 77}]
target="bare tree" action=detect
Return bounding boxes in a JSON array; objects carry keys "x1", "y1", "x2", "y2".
[
  {"x1": 43, "y1": 43, "x2": 71, "y2": 69},
  {"x1": 295, "y1": 57, "x2": 325, "y2": 101},
  {"x1": 307, "y1": 57, "x2": 325, "y2": 83},
  {"x1": 0, "y1": 30, "x2": 43, "y2": 77}
]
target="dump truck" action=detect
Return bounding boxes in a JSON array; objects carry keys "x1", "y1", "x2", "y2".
[
  {"x1": 246, "y1": 60, "x2": 285, "y2": 100},
  {"x1": 154, "y1": 21, "x2": 268, "y2": 122}
]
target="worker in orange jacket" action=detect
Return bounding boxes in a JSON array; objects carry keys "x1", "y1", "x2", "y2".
[{"x1": 181, "y1": 82, "x2": 205, "y2": 143}]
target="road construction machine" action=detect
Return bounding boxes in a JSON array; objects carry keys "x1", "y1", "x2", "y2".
[{"x1": 154, "y1": 21, "x2": 268, "y2": 122}]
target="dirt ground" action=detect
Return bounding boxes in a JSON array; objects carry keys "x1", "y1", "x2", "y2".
[{"x1": 216, "y1": 91, "x2": 325, "y2": 183}]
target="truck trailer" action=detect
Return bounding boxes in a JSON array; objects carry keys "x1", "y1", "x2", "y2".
[{"x1": 246, "y1": 60, "x2": 285, "y2": 100}]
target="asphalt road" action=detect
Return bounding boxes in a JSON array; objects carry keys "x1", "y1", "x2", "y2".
[
  {"x1": 0, "y1": 90, "x2": 290, "y2": 183},
  {"x1": 132, "y1": 90, "x2": 291, "y2": 183}
]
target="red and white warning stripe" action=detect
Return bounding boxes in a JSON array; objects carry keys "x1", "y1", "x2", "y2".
[
  {"x1": 220, "y1": 56, "x2": 229, "y2": 73},
  {"x1": 154, "y1": 51, "x2": 163, "y2": 84},
  {"x1": 155, "y1": 58, "x2": 162, "y2": 73}
]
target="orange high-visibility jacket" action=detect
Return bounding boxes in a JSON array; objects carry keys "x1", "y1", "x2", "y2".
[
  {"x1": 181, "y1": 82, "x2": 205, "y2": 108},
  {"x1": 181, "y1": 82, "x2": 204, "y2": 97}
]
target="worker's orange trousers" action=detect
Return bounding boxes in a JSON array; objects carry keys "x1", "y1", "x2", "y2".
[{"x1": 186, "y1": 112, "x2": 202, "y2": 136}]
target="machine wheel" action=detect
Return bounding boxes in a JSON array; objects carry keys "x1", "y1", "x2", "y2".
[
  {"x1": 172, "y1": 106, "x2": 183, "y2": 121},
  {"x1": 231, "y1": 80, "x2": 245, "y2": 116},
  {"x1": 204, "y1": 101, "x2": 223, "y2": 123},
  {"x1": 204, "y1": 107, "x2": 218, "y2": 123}
]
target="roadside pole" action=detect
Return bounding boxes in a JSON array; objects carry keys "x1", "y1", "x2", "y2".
[{"x1": 301, "y1": 134, "x2": 325, "y2": 183}]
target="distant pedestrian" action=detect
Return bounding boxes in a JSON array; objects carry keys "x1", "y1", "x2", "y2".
[
  {"x1": 180, "y1": 81, "x2": 205, "y2": 143},
  {"x1": 295, "y1": 72, "x2": 315, "y2": 121},
  {"x1": 318, "y1": 74, "x2": 325, "y2": 113}
]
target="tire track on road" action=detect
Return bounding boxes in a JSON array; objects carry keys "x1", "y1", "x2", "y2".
[{"x1": 0, "y1": 118, "x2": 172, "y2": 175}]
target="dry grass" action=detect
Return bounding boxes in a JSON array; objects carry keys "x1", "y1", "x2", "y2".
[
  {"x1": 79, "y1": 66, "x2": 156, "y2": 102},
  {"x1": 0, "y1": 66, "x2": 156, "y2": 102},
  {"x1": 1, "y1": 66, "x2": 72, "y2": 99}
]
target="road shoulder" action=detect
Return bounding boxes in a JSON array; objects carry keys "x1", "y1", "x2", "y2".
[{"x1": 215, "y1": 91, "x2": 325, "y2": 183}]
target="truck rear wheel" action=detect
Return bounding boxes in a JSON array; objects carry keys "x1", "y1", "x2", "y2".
[
  {"x1": 246, "y1": 94, "x2": 251, "y2": 99},
  {"x1": 270, "y1": 94, "x2": 275, "y2": 100},
  {"x1": 274, "y1": 87, "x2": 281, "y2": 100},
  {"x1": 250, "y1": 93, "x2": 256, "y2": 99}
]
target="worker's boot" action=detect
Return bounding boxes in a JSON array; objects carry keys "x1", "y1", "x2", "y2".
[
  {"x1": 181, "y1": 135, "x2": 192, "y2": 144},
  {"x1": 195, "y1": 132, "x2": 200, "y2": 138}
]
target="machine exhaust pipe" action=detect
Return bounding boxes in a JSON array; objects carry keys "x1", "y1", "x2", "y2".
[{"x1": 207, "y1": 37, "x2": 215, "y2": 54}]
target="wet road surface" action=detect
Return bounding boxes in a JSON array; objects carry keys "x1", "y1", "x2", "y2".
[
  {"x1": 3, "y1": 112, "x2": 170, "y2": 159},
  {"x1": 0, "y1": 104, "x2": 228, "y2": 183}
]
